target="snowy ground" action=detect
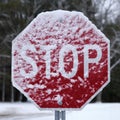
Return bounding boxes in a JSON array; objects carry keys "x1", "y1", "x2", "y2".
[{"x1": 0, "y1": 102, "x2": 120, "y2": 120}]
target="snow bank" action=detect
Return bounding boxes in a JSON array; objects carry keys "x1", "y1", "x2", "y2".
[{"x1": 0, "y1": 103, "x2": 120, "y2": 120}]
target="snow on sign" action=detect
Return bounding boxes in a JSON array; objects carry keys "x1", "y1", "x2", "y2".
[{"x1": 12, "y1": 10, "x2": 110, "y2": 109}]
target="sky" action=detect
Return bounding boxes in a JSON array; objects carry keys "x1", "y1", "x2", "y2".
[{"x1": 94, "y1": 0, "x2": 120, "y2": 23}]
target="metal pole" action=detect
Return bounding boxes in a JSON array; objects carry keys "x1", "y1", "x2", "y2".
[
  {"x1": 55, "y1": 111, "x2": 66, "y2": 120},
  {"x1": 61, "y1": 111, "x2": 65, "y2": 120},
  {"x1": 55, "y1": 111, "x2": 60, "y2": 120}
]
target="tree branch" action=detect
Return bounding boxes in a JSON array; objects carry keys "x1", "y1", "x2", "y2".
[{"x1": 110, "y1": 58, "x2": 120, "y2": 71}]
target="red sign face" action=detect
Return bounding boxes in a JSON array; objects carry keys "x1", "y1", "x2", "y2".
[{"x1": 12, "y1": 10, "x2": 110, "y2": 109}]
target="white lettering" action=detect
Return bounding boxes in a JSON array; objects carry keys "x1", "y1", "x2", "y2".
[
  {"x1": 20, "y1": 45, "x2": 38, "y2": 78},
  {"x1": 41, "y1": 45, "x2": 57, "y2": 79},
  {"x1": 59, "y1": 44, "x2": 78, "y2": 78},
  {"x1": 20, "y1": 44, "x2": 102, "y2": 79},
  {"x1": 84, "y1": 45, "x2": 102, "y2": 78}
]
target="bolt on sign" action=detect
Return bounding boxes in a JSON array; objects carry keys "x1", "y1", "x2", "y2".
[{"x1": 12, "y1": 10, "x2": 110, "y2": 110}]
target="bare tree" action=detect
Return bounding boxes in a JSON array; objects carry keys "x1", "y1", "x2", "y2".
[{"x1": 94, "y1": 0, "x2": 120, "y2": 102}]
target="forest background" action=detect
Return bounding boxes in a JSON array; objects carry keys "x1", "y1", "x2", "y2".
[{"x1": 0, "y1": 0, "x2": 120, "y2": 103}]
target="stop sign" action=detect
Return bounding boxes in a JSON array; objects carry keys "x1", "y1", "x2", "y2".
[{"x1": 12, "y1": 10, "x2": 110, "y2": 109}]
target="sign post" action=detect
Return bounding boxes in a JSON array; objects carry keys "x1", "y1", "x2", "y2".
[
  {"x1": 55, "y1": 111, "x2": 65, "y2": 120},
  {"x1": 12, "y1": 10, "x2": 110, "y2": 117}
]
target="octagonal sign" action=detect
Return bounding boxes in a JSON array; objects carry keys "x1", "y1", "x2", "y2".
[{"x1": 12, "y1": 10, "x2": 110, "y2": 109}]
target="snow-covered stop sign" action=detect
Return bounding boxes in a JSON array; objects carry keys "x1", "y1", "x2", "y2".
[{"x1": 12, "y1": 10, "x2": 110, "y2": 109}]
